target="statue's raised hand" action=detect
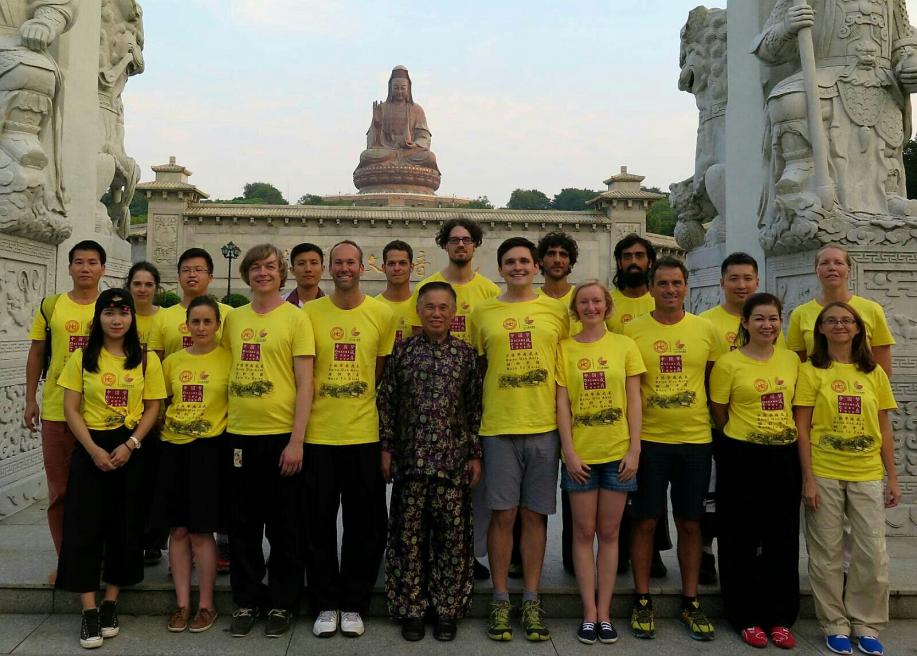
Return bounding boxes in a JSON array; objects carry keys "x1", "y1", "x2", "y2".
[
  {"x1": 372, "y1": 100, "x2": 383, "y2": 125},
  {"x1": 897, "y1": 51, "x2": 917, "y2": 93},
  {"x1": 20, "y1": 19, "x2": 53, "y2": 51},
  {"x1": 784, "y1": 3, "x2": 815, "y2": 35}
]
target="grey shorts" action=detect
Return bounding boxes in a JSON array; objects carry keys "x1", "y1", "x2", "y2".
[{"x1": 482, "y1": 430, "x2": 560, "y2": 515}]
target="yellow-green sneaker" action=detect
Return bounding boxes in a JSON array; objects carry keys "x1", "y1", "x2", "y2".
[
  {"x1": 487, "y1": 600, "x2": 513, "y2": 641},
  {"x1": 630, "y1": 598, "x2": 655, "y2": 639},
  {"x1": 680, "y1": 600, "x2": 715, "y2": 641},
  {"x1": 520, "y1": 599, "x2": 550, "y2": 641}
]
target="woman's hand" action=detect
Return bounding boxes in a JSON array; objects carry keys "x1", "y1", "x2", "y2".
[
  {"x1": 619, "y1": 447, "x2": 640, "y2": 482},
  {"x1": 802, "y1": 475, "x2": 819, "y2": 511},
  {"x1": 109, "y1": 443, "x2": 133, "y2": 468},
  {"x1": 91, "y1": 445, "x2": 115, "y2": 472},
  {"x1": 564, "y1": 451, "x2": 591, "y2": 486}
]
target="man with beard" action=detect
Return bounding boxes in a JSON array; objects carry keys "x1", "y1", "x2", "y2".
[{"x1": 413, "y1": 218, "x2": 499, "y2": 580}]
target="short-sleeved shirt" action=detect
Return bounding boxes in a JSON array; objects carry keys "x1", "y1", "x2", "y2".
[
  {"x1": 135, "y1": 311, "x2": 159, "y2": 350},
  {"x1": 305, "y1": 295, "x2": 395, "y2": 445},
  {"x1": 623, "y1": 312, "x2": 721, "y2": 444},
  {"x1": 709, "y1": 348, "x2": 800, "y2": 444},
  {"x1": 161, "y1": 347, "x2": 231, "y2": 444},
  {"x1": 375, "y1": 293, "x2": 419, "y2": 343},
  {"x1": 222, "y1": 302, "x2": 315, "y2": 436},
  {"x1": 787, "y1": 295, "x2": 895, "y2": 357},
  {"x1": 57, "y1": 348, "x2": 166, "y2": 430},
  {"x1": 794, "y1": 361, "x2": 897, "y2": 482},
  {"x1": 537, "y1": 286, "x2": 581, "y2": 335},
  {"x1": 556, "y1": 331, "x2": 646, "y2": 463},
  {"x1": 472, "y1": 295, "x2": 569, "y2": 436},
  {"x1": 411, "y1": 272, "x2": 500, "y2": 343},
  {"x1": 700, "y1": 303, "x2": 787, "y2": 354},
  {"x1": 28, "y1": 294, "x2": 97, "y2": 422},
  {"x1": 608, "y1": 289, "x2": 655, "y2": 334},
  {"x1": 148, "y1": 301, "x2": 233, "y2": 357}
]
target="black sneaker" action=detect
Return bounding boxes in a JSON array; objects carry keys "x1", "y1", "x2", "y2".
[
  {"x1": 699, "y1": 551, "x2": 717, "y2": 585},
  {"x1": 577, "y1": 621, "x2": 597, "y2": 645},
  {"x1": 598, "y1": 621, "x2": 619, "y2": 644},
  {"x1": 99, "y1": 600, "x2": 119, "y2": 638},
  {"x1": 230, "y1": 607, "x2": 260, "y2": 637},
  {"x1": 80, "y1": 609, "x2": 103, "y2": 649},
  {"x1": 264, "y1": 609, "x2": 292, "y2": 638},
  {"x1": 143, "y1": 548, "x2": 163, "y2": 565}
]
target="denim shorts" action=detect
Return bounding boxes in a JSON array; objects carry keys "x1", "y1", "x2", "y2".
[{"x1": 560, "y1": 459, "x2": 637, "y2": 493}]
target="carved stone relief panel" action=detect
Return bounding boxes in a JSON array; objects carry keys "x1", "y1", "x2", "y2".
[
  {"x1": 888, "y1": 382, "x2": 917, "y2": 536},
  {"x1": 150, "y1": 214, "x2": 179, "y2": 266}
]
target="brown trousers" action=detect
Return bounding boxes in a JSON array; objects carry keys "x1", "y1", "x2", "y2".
[{"x1": 41, "y1": 420, "x2": 77, "y2": 555}]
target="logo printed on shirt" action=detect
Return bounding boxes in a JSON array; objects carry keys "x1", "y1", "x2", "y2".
[
  {"x1": 583, "y1": 371, "x2": 606, "y2": 390},
  {"x1": 179, "y1": 323, "x2": 190, "y2": 335},
  {"x1": 524, "y1": 315, "x2": 535, "y2": 326},
  {"x1": 832, "y1": 380, "x2": 847, "y2": 393},
  {"x1": 577, "y1": 358, "x2": 591, "y2": 371},
  {"x1": 838, "y1": 395, "x2": 862, "y2": 415},
  {"x1": 503, "y1": 318, "x2": 518, "y2": 330},
  {"x1": 754, "y1": 379, "x2": 769, "y2": 393},
  {"x1": 101, "y1": 372, "x2": 117, "y2": 386},
  {"x1": 334, "y1": 343, "x2": 356, "y2": 361},
  {"x1": 180, "y1": 370, "x2": 193, "y2": 383},
  {"x1": 241, "y1": 343, "x2": 261, "y2": 362},
  {"x1": 621, "y1": 313, "x2": 633, "y2": 324},
  {"x1": 105, "y1": 388, "x2": 128, "y2": 407},
  {"x1": 182, "y1": 336, "x2": 193, "y2": 348},
  {"x1": 182, "y1": 384, "x2": 204, "y2": 403},
  {"x1": 761, "y1": 392, "x2": 784, "y2": 411},
  {"x1": 659, "y1": 355, "x2": 682, "y2": 373},
  {"x1": 69, "y1": 335, "x2": 88, "y2": 352},
  {"x1": 451, "y1": 315, "x2": 466, "y2": 333},
  {"x1": 653, "y1": 340, "x2": 668, "y2": 354},
  {"x1": 65, "y1": 320, "x2": 80, "y2": 334},
  {"x1": 330, "y1": 327, "x2": 344, "y2": 340},
  {"x1": 509, "y1": 331, "x2": 532, "y2": 350},
  {"x1": 241, "y1": 328, "x2": 255, "y2": 341}
]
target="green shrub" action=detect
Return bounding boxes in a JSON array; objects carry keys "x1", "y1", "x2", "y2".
[
  {"x1": 154, "y1": 291, "x2": 181, "y2": 308},
  {"x1": 222, "y1": 293, "x2": 250, "y2": 308}
]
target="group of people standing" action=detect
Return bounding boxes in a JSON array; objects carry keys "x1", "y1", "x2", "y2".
[{"x1": 23, "y1": 220, "x2": 899, "y2": 656}]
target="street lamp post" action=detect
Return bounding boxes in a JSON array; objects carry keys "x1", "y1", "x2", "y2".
[{"x1": 220, "y1": 241, "x2": 241, "y2": 300}]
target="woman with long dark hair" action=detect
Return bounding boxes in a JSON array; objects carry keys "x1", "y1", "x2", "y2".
[
  {"x1": 794, "y1": 302, "x2": 899, "y2": 656},
  {"x1": 55, "y1": 288, "x2": 166, "y2": 649},
  {"x1": 710, "y1": 293, "x2": 801, "y2": 649}
]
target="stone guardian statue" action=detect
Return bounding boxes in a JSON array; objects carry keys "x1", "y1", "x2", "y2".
[
  {"x1": 754, "y1": 0, "x2": 917, "y2": 253},
  {"x1": 0, "y1": 0, "x2": 78, "y2": 244}
]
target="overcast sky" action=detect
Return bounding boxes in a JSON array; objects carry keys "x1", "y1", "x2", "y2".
[{"x1": 124, "y1": 0, "x2": 917, "y2": 207}]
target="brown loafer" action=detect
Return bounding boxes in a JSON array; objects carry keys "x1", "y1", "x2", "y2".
[
  {"x1": 190, "y1": 607, "x2": 218, "y2": 633},
  {"x1": 168, "y1": 606, "x2": 190, "y2": 632}
]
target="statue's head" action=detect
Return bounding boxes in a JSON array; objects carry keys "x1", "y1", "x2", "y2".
[
  {"x1": 387, "y1": 66, "x2": 414, "y2": 103},
  {"x1": 678, "y1": 7, "x2": 726, "y2": 97}
]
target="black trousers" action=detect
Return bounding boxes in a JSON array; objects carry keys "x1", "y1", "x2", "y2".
[
  {"x1": 716, "y1": 436, "x2": 801, "y2": 632},
  {"x1": 303, "y1": 442, "x2": 387, "y2": 614},
  {"x1": 138, "y1": 426, "x2": 168, "y2": 550},
  {"x1": 56, "y1": 427, "x2": 143, "y2": 593},
  {"x1": 228, "y1": 433, "x2": 303, "y2": 611}
]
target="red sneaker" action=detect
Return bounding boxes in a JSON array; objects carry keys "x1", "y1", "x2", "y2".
[
  {"x1": 742, "y1": 626, "x2": 768, "y2": 648},
  {"x1": 217, "y1": 557, "x2": 230, "y2": 574},
  {"x1": 770, "y1": 626, "x2": 796, "y2": 649}
]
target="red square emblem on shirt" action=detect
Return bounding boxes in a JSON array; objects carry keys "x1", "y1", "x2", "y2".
[
  {"x1": 69, "y1": 335, "x2": 88, "y2": 352},
  {"x1": 334, "y1": 343, "x2": 356, "y2": 361},
  {"x1": 509, "y1": 332, "x2": 532, "y2": 350},
  {"x1": 659, "y1": 355, "x2": 682, "y2": 373},
  {"x1": 182, "y1": 336, "x2": 193, "y2": 348},
  {"x1": 241, "y1": 343, "x2": 261, "y2": 362},
  {"x1": 395, "y1": 330, "x2": 404, "y2": 343},
  {"x1": 105, "y1": 388, "x2": 128, "y2": 407},
  {"x1": 583, "y1": 371, "x2": 606, "y2": 390},
  {"x1": 838, "y1": 395, "x2": 862, "y2": 415},
  {"x1": 450, "y1": 315, "x2": 466, "y2": 333},
  {"x1": 182, "y1": 384, "x2": 204, "y2": 403},
  {"x1": 761, "y1": 392, "x2": 784, "y2": 411}
]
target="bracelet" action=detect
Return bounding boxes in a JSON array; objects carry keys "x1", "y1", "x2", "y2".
[{"x1": 127, "y1": 436, "x2": 141, "y2": 451}]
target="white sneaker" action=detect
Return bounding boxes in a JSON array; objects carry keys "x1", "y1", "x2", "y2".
[
  {"x1": 340, "y1": 611, "x2": 364, "y2": 637},
  {"x1": 312, "y1": 610, "x2": 338, "y2": 638}
]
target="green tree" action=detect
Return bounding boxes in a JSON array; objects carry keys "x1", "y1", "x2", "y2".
[
  {"x1": 646, "y1": 197, "x2": 677, "y2": 236},
  {"x1": 297, "y1": 194, "x2": 324, "y2": 205},
  {"x1": 506, "y1": 188, "x2": 551, "y2": 210},
  {"x1": 153, "y1": 290, "x2": 181, "y2": 308},
  {"x1": 242, "y1": 182, "x2": 288, "y2": 205},
  {"x1": 222, "y1": 293, "x2": 251, "y2": 308},
  {"x1": 551, "y1": 188, "x2": 597, "y2": 211},
  {"x1": 905, "y1": 138, "x2": 917, "y2": 199},
  {"x1": 464, "y1": 195, "x2": 494, "y2": 209}
]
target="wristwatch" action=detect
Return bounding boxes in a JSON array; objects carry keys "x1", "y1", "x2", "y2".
[{"x1": 127, "y1": 436, "x2": 141, "y2": 451}]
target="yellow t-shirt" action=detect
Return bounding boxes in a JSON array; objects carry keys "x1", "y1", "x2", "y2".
[
  {"x1": 623, "y1": 312, "x2": 721, "y2": 444},
  {"x1": 472, "y1": 295, "x2": 569, "y2": 436},
  {"x1": 135, "y1": 310, "x2": 159, "y2": 350},
  {"x1": 375, "y1": 293, "x2": 419, "y2": 343},
  {"x1": 222, "y1": 302, "x2": 315, "y2": 436},
  {"x1": 793, "y1": 361, "x2": 897, "y2": 481},
  {"x1": 411, "y1": 271, "x2": 500, "y2": 343},
  {"x1": 700, "y1": 303, "x2": 787, "y2": 354},
  {"x1": 709, "y1": 348, "x2": 800, "y2": 444},
  {"x1": 57, "y1": 348, "x2": 166, "y2": 430},
  {"x1": 556, "y1": 332, "x2": 646, "y2": 463},
  {"x1": 148, "y1": 301, "x2": 233, "y2": 357},
  {"x1": 28, "y1": 294, "x2": 97, "y2": 422},
  {"x1": 537, "y1": 286, "x2": 581, "y2": 336},
  {"x1": 608, "y1": 289, "x2": 655, "y2": 334},
  {"x1": 161, "y1": 347, "x2": 231, "y2": 444},
  {"x1": 787, "y1": 295, "x2": 895, "y2": 357},
  {"x1": 305, "y1": 295, "x2": 395, "y2": 445}
]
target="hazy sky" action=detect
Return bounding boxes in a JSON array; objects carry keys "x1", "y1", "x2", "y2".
[{"x1": 124, "y1": 0, "x2": 917, "y2": 207}]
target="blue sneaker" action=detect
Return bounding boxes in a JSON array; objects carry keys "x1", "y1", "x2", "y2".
[
  {"x1": 856, "y1": 635, "x2": 884, "y2": 656},
  {"x1": 826, "y1": 634, "x2": 853, "y2": 655}
]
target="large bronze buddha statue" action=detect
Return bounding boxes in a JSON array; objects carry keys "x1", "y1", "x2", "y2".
[{"x1": 353, "y1": 66, "x2": 441, "y2": 194}]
